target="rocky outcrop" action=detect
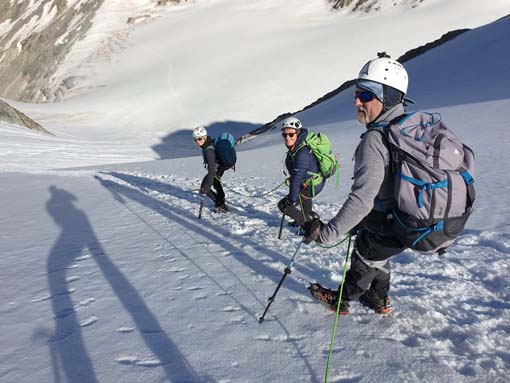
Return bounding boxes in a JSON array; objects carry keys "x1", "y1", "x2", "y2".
[
  {"x1": 0, "y1": 0, "x2": 192, "y2": 103},
  {"x1": 0, "y1": 99, "x2": 52, "y2": 134},
  {"x1": 330, "y1": 0, "x2": 425, "y2": 12},
  {"x1": 0, "y1": 0, "x2": 105, "y2": 102}
]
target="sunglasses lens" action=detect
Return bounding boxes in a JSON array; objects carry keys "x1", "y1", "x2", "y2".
[
  {"x1": 356, "y1": 91, "x2": 375, "y2": 102},
  {"x1": 282, "y1": 133, "x2": 295, "y2": 138}
]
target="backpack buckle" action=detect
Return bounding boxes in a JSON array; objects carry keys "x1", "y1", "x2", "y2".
[{"x1": 461, "y1": 170, "x2": 474, "y2": 186}]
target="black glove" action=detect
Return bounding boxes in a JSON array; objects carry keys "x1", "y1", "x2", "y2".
[
  {"x1": 302, "y1": 218, "x2": 323, "y2": 244},
  {"x1": 349, "y1": 225, "x2": 360, "y2": 236},
  {"x1": 284, "y1": 195, "x2": 296, "y2": 207},
  {"x1": 278, "y1": 195, "x2": 295, "y2": 212},
  {"x1": 199, "y1": 184, "x2": 210, "y2": 195}
]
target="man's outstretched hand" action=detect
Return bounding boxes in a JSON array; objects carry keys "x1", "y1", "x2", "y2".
[{"x1": 302, "y1": 218, "x2": 323, "y2": 244}]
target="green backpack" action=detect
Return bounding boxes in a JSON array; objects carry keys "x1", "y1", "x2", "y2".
[{"x1": 297, "y1": 131, "x2": 340, "y2": 192}]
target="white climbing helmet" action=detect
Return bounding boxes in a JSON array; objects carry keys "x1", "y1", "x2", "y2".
[
  {"x1": 357, "y1": 56, "x2": 408, "y2": 95},
  {"x1": 281, "y1": 117, "x2": 302, "y2": 131},
  {"x1": 192, "y1": 126, "x2": 207, "y2": 139}
]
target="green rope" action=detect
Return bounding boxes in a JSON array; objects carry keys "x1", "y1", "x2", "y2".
[
  {"x1": 324, "y1": 234, "x2": 352, "y2": 383},
  {"x1": 298, "y1": 194, "x2": 307, "y2": 224},
  {"x1": 215, "y1": 176, "x2": 286, "y2": 198},
  {"x1": 316, "y1": 235, "x2": 350, "y2": 249}
]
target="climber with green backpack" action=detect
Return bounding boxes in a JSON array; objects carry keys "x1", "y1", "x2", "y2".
[{"x1": 278, "y1": 116, "x2": 339, "y2": 229}]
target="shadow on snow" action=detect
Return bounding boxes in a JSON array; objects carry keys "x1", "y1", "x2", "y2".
[
  {"x1": 45, "y1": 185, "x2": 206, "y2": 383},
  {"x1": 151, "y1": 120, "x2": 262, "y2": 160}
]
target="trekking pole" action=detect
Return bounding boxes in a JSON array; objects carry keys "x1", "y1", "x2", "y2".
[
  {"x1": 277, "y1": 213, "x2": 286, "y2": 240},
  {"x1": 324, "y1": 234, "x2": 352, "y2": 383},
  {"x1": 259, "y1": 240, "x2": 304, "y2": 323},
  {"x1": 198, "y1": 194, "x2": 204, "y2": 219}
]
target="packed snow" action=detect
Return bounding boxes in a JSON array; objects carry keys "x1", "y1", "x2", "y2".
[{"x1": 1, "y1": 2, "x2": 509, "y2": 383}]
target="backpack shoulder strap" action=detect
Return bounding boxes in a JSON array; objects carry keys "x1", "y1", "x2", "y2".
[
  {"x1": 291, "y1": 131, "x2": 312, "y2": 157},
  {"x1": 202, "y1": 144, "x2": 215, "y2": 164},
  {"x1": 365, "y1": 113, "x2": 409, "y2": 173}
]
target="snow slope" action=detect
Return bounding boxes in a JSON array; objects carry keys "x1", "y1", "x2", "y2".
[
  {"x1": 9, "y1": 0, "x2": 510, "y2": 147},
  {"x1": 1, "y1": 8, "x2": 509, "y2": 383}
]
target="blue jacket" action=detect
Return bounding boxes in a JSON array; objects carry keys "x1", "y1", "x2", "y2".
[{"x1": 285, "y1": 129, "x2": 324, "y2": 203}]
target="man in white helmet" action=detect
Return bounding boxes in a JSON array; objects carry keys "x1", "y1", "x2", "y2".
[
  {"x1": 278, "y1": 116, "x2": 324, "y2": 228},
  {"x1": 193, "y1": 126, "x2": 228, "y2": 212},
  {"x1": 303, "y1": 54, "x2": 411, "y2": 315}
]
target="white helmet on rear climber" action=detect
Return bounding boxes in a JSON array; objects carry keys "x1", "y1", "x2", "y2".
[{"x1": 193, "y1": 126, "x2": 207, "y2": 139}]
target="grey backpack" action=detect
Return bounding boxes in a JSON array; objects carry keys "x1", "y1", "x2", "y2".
[{"x1": 373, "y1": 112, "x2": 475, "y2": 253}]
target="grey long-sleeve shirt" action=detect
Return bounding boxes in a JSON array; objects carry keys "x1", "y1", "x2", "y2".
[{"x1": 318, "y1": 104, "x2": 405, "y2": 244}]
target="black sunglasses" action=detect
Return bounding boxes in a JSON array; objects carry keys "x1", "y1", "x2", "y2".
[
  {"x1": 194, "y1": 137, "x2": 205, "y2": 142},
  {"x1": 355, "y1": 91, "x2": 376, "y2": 103},
  {"x1": 281, "y1": 132, "x2": 296, "y2": 138}
]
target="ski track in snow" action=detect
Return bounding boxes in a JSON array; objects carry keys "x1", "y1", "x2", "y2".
[{"x1": 87, "y1": 169, "x2": 510, "y2": 381}]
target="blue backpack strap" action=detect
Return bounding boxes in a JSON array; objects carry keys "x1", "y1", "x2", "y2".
[
  {"x1": 396, "y1": 172, "x2": 449, "y2": 208},
  {"x1": 459, "y1": 167, "x2": 476, "y2": 206},
  {"x1": 392, "y1": 208, "x2": 445, "y2": 247}
]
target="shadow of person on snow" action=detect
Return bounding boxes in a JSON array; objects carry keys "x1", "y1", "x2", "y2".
[
  {"x1": 95, "y1": 174, "x2": 317, "y2": 296},
  {"x1": 94, "y1": 176, "x2": 319, "y2": 381},
  {"x1": 103, "y1": 171, "x2": 283, "y2": 229},
  {"x1": 151, "y1": 120, "x2": 261, "y2": 160},
  {"x1": 46, "y1": 185, "x2": 203, "y2": 383}
]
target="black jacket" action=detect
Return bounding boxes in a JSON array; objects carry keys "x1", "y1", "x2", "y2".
[
  {"x1": 201, "y1": 137, "x2": 220, "y2": 192},
  {"x1": 285, "y1": 129, "x2": 323, "y2": 203}
]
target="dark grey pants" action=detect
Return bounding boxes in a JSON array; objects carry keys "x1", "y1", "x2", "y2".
[
  {"x1": 341, "y1": 249, "x2": 391, "y2": 301},
  {"x1": 341, "y1": 211, "x2": 406, "y2": 302},
  {"x1": 205, "y1": 169, "x2": 225, "y2": 207},
  {"x1": 278, "y1": 190, "x2": 313, "y2": 227}
]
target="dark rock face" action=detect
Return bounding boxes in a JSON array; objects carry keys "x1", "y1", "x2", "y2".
[
  {"x1": 0, "y1": 0, "x2": 105, "y2": 102},
  {"x1": 0, "y1": 0, "x2": 190, "y2": 103},
  {"x1": 0, "y1": 99, "x2": 52, "y2": 134},
  {"x1": 329, "y1": 0, "x2": 425, "y2": 12}
]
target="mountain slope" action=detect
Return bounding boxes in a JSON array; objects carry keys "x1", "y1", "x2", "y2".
[
  {"x1": 0, "y1": 8, "x2": 509, "y2": 383},
  {"x1": 4, "y1": 0, "x2": 508, "y2": 144}
]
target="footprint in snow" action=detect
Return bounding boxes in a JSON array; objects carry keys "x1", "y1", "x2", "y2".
[
  {"x1": 156, "y1": 254, "x2": 176, "y2": 261},
  {"x1": 187, "y1": 286, "x2": 205, "y2": 291},
  {"x1": 80, "y1": 316, "x2": 98, "y2": 327},
  {"x1": 31, "y1": 294, "x2": 51, "y2": 303},
  {"x1": 221, "y1": 306, "x2": 241, "y2": 312},
  {"x1": 215, "y1": 291, "x2": 231, "y2": 296},
  {"x1": 230, "y1": 315, "x2": 246, "y2": 324},
  {"x1": 76, "y1": 297, "x2": 96, "y2": 308},
  {"x1": 76, "y1": 254, "x2": 92, "y2": 261},
  {"x1": 49, "y1": 330, "x2": 74, "y2": 343}
]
